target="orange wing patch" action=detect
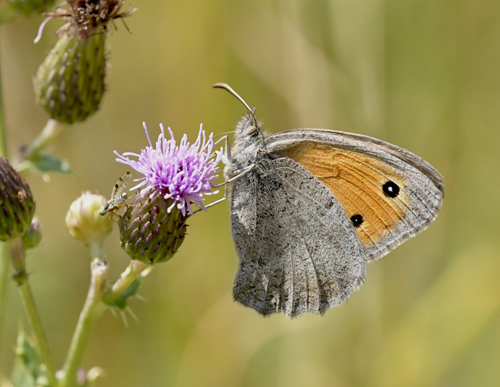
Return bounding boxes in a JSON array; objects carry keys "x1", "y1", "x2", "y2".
[{"x1": 281, "y1": 144, "x2": 411, "y2": 248}]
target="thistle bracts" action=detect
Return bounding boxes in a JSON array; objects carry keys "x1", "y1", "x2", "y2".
[
  {"x1": 22, "y1": 218, "x2": 42, "y2": 250},
  {"x1": 7, "y1": 0, "x2": 55, "y2": 16},
  {"x1": 34, "y1": 0, "x2": 135, "y2": 124},
  {"x1": 119, "y1": 191, "x2": 188, "y2": 264},
  {"x1": 34, "y1": 31, "x2": 106, "y2": 124},
  {"x1": 0, "y1": 158, "x2": 36, "y2": 241}
]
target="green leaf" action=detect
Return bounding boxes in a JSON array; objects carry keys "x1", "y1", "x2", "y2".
[
  {"x1": 104, "y1": 276, "x2": 143, "y2": 309},
  {"x1": 28, "y1": 153, "x2": 72, "y2": 174},
  {"x1": 10, "y1": 360, "x2": 36, "y2": 387},
  {"x1": 11, "y1": 330, "x2": 50, "y2": 387},
  {"x1": 15, "y1": 330, "x2": 42, "y2": 381}
]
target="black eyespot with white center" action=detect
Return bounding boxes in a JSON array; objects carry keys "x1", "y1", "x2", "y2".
[
  {"x1": 350, "y1": 214, "x2": 363, "y2": 227},
  {"x1": 382, "y1": 181, "x2": 400, "y2": 198}
]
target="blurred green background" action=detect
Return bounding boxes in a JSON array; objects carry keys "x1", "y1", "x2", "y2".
[{"x1": 1, "y1": 0, "x2": 500, "y2": 386}]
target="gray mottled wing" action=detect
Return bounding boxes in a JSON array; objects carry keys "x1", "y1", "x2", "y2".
[
  {"x1": 264, "y1": 129, "x2": 444, "y2": 261},
  {"x1": 230, "y1": 157, "x2": 367, "y2": 318}
]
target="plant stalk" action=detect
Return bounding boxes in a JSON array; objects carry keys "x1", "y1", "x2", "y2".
[
  {"x1": 0, "y1": 40, "x2": 9, "y2": 357},
  {"x1": 8, "y1": 238, "x2": 58, "y2": 387},
  {"x1": 59, "y1": 259, "x2": 108, "y2": 387},
  {"x1": 23, "y1": 119, "x2": 64, "y2": 160}
]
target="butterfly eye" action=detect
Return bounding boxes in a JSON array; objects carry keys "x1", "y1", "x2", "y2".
[
  {"x1": 246, "y1": 125, "x2": 258, "y2": 135},
  {"x1": 350, "y1": 214, "x2": 364, "y2": 227},
  {"x1": 382, "y1": 181, "x2": 400, "y2": 198}
]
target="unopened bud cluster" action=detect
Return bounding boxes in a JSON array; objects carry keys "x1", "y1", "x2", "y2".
[{"x1": 0, "y1": 158, "x2": 36, "y2": 241}]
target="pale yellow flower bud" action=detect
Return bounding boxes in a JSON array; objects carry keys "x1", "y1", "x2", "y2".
[{"x1": 66, "y1": 192, "x2": 113, "y2": 248}]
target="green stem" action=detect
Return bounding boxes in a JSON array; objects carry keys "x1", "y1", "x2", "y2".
[
  {"x1": 24, "y1": 119, "x2": 64, "y2": 158},
  {"x1": 8, "y1": 239, "x2": 58, "y2": 387},
  {"x1": 0, "y1": 243, "x2": 9, "y2": 362},
  {"x1": 0, "y1": 47, "x2": 7, "y2": 159},
  {"x1": 0, "y1": 36, "x2": 9, "y2": 358},
  {"x1": 103, "y1": 260, "x2": 149, "y2": 304},
  {"x1": 59, "y1": 259, "x2": 108, "y2": 387}
]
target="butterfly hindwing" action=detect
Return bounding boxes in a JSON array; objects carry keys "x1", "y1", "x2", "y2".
[
  {"x1": 230, "y1": 157, "x2": 367, "y2": 318},
  {"x1": 266, "y1": 129, "x2": 444, "y2": 261}
]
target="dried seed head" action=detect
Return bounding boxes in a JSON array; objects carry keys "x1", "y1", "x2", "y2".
[
  {"x1": 0, "y1": 158, "x2": 36, "y2": 241},
  {"x1": 46, "y1": 0, "x2": 135, "y2": 39}
]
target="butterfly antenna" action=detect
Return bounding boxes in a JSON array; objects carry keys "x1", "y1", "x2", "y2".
[{"x1": 212, "y1": 83, "x2": 258, "y2": 127}]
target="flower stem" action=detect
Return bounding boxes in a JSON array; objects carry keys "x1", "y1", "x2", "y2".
[
  {"x1": 23, "y1": 119, "x2": 64, "y2": 160},
  {"x1": 0, "y1": 243, "x2": 9, "y2": 361},
  {"x1": 107, "y1": 260, "x2": 149, "y2": 301},
  {"x1": 59, "y1": 259, "x2": 108, "y2": 387},
  {"x1": 0, "y1": 42, "x2": 9, "y2": 356},
  {"x1": 8, "y1": 238, "x2": 58, "y2": 387}
]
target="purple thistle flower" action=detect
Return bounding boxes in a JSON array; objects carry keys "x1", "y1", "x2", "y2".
[{"x1": 114, "y1": 123, "x2": 223, "y2": 216}]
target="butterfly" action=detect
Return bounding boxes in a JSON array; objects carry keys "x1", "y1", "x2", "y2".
[{"x1": 214, "y1": 83, "x2": 444, "y2": 318}]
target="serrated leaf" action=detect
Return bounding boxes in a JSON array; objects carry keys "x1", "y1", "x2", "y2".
[
  {"x1": 11, "y1": 359, "x2": 37, "y2": 387},
  {"x1": 28, "y1": 154, "x2": 72, "y2": 174},
  {"x1": 10, "y1": 331, "x2": 52, "y2": 387},
  {"x1": 104, "y1": 276, "x2": 143, "y2": 309},
  {"x1": 14, "y1": 331, "x2": 42, "y2": 382}
]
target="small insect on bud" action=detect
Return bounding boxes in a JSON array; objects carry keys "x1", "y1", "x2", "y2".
[
  {"x1": 66, "y1": 192, "x2": 113, "y2": 247},
  {"x1": 114, "y1": 123, "x2": 224, "y2": 264},
  {"x1": 8, "y1": 0, "x2": 55, "y2": 16},
  {"x1": 99, "y1": 172, "x2": 132, "y2": 216},
  {"x1": 0, "y1": 158, "x2": 36, "y2": 241},
  {"x1": 22, "y1": 217, "x2": 42, "y2": 250}
]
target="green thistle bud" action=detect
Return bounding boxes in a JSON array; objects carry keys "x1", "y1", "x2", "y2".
[
  {"x1": 0, "y1": 158, "x2": 36, "y2": 241},
  {"x1": 119, "y1": 191, "x2": 188, "y2": 264},
  {"x1": 21, "y1": 217, "x2": 42, "y2": 250},
  {"x1": 34, "y1": 31, "x2": 106, "y2": 124},
  {"x1": 33, "y1": 0, "x2": 135, "y2": 124},
  {"x1": 8, "y1": 0, "x2": 55, "y2": 16},
  {"x1": 66, "y1": 192, "x2": 113, "y2": 247}
]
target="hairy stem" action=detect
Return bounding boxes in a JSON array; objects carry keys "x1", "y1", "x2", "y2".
[
  {"x1": 8, "y1": 238, "x2": 58, "y2": 387},
  {"x1": 59, "y1": 259, "x2": 108, "y2": 387}
]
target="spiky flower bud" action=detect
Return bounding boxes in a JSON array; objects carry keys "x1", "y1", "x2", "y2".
[
  {"x1": 34, "y1": 31, "x2": 106, "y2": 124},
  {"x1": 114, "y1": 123, "x2": 223, "y2": 264},
  {"x1": 33, "y1": 0, "x2": 135, "y2": 124},
  {"x1": 0, "y1": 158, "x2": 36, "y2": 241},
  {"x1": 8, "y1": 0, "x2": 55, "y2": 16},
  {"x1": 119, "y1": 192, "x2": 187, "y2": 264},
  {"x1": 66, "y1": 192, "x2": 113, "y2": 247},
  {"x1": 22, "y1": 217, "x2": 42, "y2": 250}
]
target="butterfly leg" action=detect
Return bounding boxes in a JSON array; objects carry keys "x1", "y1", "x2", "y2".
[{"x1": 201, "y1": 164, "x2": 256, "y2": 212}]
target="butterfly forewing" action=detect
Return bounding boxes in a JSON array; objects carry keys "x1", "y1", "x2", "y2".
[{"x1": 265, "y1": 130, "x2": 444, "y2": 261}]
